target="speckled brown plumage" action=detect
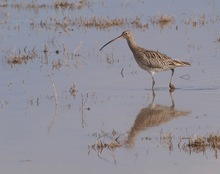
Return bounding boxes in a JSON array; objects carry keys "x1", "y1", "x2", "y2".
[{"x1": 100, "y1": 30, "x2": 191, "y2": 89}]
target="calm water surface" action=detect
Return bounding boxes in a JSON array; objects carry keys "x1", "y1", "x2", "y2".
[{"x1": 0, "y1": 0, "x2": 220, "y2": 174}]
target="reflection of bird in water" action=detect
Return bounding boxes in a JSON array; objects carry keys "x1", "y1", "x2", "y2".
[{"x1": 125, "y1": 91, "x2": 190, "y2": 146}]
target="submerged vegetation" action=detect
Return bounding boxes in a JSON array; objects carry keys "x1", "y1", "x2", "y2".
[
  {"x1": 90, "y1": 130, "x2": 123, "y2": 154},
  {"x1": 90, "y1": 130, "x2": 220, "y2": 159},
  {"x1": 182, "y1": 134, "x2": 220, "y2": 158}
]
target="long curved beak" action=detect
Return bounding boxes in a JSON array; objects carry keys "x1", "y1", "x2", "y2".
[{"x1": 99, "y1": 34, "x2": 123, "y2": 51}]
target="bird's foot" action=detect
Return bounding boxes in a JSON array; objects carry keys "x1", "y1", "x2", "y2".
[
  {"x1": 169, "y1": 88, "x2": 175, "y2": 93},
  {"x1": 169, "y1": 83, "x2": 176, "y2": 90}
]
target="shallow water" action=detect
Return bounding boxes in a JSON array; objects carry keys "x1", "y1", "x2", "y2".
[{"x1": 0, "y1": 0, "x2": 220, "y2": 174}]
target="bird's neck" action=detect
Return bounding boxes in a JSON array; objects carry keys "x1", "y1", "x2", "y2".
[{"x1": 126, "y1": 37, "x2": 138, "y2": 51}]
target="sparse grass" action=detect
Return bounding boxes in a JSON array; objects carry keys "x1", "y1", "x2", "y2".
[
  {"x1": 77, "y1": 0, "x2": 87, "y2": 10},
  {"x1": 80, "y1": 94, "x2": 90, "y2": 128},
  {"x1": 0, "y1": 1, "x2": 73, "y2": 10},
  {"x1": 90, "y1": 130, "x2": 123, "y2": 154},
  {"x1": 74, "y1": 17, "x2": 125, "y2": 29},
  {"x1": 105, "y1": 53, "x2": 117, "y2": 64},
  {"x1": 52, "y1": 59, "x2": 62, "y2": 70},
  {"x1": 54, "y1": 1, "x2": 74, "y2": 10},
  {"x1": 151, "y1": 14, "x2": 175, "y2": 28},
  {"x1": 72, "y1": 16, "x2": 148, "y2": 29},
  {"x1": 6, "y1": 47, "x2": 38, "y2": 65},
  {"x1": 207, "y1": 134, "x2": 220, "y2": 149},
  {"x1": 90, "y1": 129, "x2": 220, "y2": 159},
  {"x1": 184, "y1": 14, "x2": 208, "y2": 28},
  {"x1": 91, "y1": 139, "x2": 122, "y2": 153},
  {"x1": 1, "y1": 1, "x2": 213, "y2": 31},
  {"x1": 69, "y1": 82, "x2": 78, "y2": 97},
  {"x1": 186, "y1": 136, "x2": 207, "y2": 153},
  {"x1": 198, "y1": 14, "x2": 206, "y2": 26},
  {"x1": 9, "y1": 2, "x2": 48, "y2": 9},
  {"x1": 158, "y1": 15, "x2": 174, "y2": 24},
  {"x1": 160, "y1": 130, "x2": 173, "y2": 152},
  {"x1": 130, "y1": 16, "x2": 148, "y2": 29},
  {"x1": 0, "y1": 1, "x2": 215, "y2": 31},
  {"x1": 180, "y1": 133, "x2": 220, "y2": 158},
  {"x1": 29, "y1": 16, "x2": 149, "y2": 31},
  {"x1": 0, "y1": 0, "x2": 90, "y2": 11},
  {"x1": 26, "y1": 97, "x2": 40, "y2": 107},
  {"x1": 14, "y1": 13, "x2": 216, "y2": 31}
]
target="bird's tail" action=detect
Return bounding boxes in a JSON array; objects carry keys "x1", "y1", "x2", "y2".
[
  {"x1": 181, "y1": 61, "x2": 191, "y2": 66},
  {"x1": 173, "y1": 59, "x2": 191, "y2": 67}
]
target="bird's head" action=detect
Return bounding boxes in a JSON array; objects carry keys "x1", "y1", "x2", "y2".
[
  {"x1": 99, "y1": 30, "x2": 134, "y2": 51},
  {"x1": 120, "y1": 30, "x2": 134, "y2": 40}
]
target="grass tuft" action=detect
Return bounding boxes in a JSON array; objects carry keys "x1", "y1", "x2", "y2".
[{"x1": 6, "y1": 47, "x2": 37, "y2": 65}]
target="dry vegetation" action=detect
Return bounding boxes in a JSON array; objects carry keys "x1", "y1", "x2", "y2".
[
  {"x1": 32, "y1": 16, "x2": 149, "y2": 31},
  {"x1": 6, "y1": 47, "x2": 38, "y2": 65},
  {"x1": 77, "y1": 16, "x2": 148, "y2": 29},
  {"x1": 52, "y1": 59, "x2": 62, "y2": 70},
  {"x1": 54, "y1": 1, "x2": 74, "y2": 10},
  {"x1": 5, "y1": 38, "x2": 83, "y2": 69},
  {"x1": 27, "y1": 13, "x2": 219, "y2": 31},
  {"x1": 90, "y1": 130, "x2": 123, "y2": 154},
  {"x1": 184, "y1": 14, "x2": 209, "y2": 28},
  {"x1": 160, "y1": 130, "x2": 174, "y2": 152},
  {"x1": 150, "y1": 15, "x2": 175, "y2": 28},
  {"x1": 181, "y1": 133, "x2": 220, "y2": 158},
  {"x1": 0, "y1": 1, "x2": 74, "y2": 10},
  {"x1": 69, "y1": 82, "x2": 78, "y2": 97},
  {"x1": 0, "y1": 0, "x2": 89, "y2": 11},
  {"x1": 158, "y1": 132, "x2": 220, "y2": 158},
  {"x1": 90, "y1": 130, "x2": 220, "y2": 158},
  {"x1": 0, "y1": 1, "x2": 218, "y2": 31}
]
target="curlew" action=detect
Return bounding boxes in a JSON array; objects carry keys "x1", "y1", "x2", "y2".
[{"x1": 99, "y1": 30, "x2": 191, "y2": 90}]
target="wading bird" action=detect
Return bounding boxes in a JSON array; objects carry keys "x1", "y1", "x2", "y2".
[{"x1": 99, "y1": 30, "x2": 191, "y2": 90}]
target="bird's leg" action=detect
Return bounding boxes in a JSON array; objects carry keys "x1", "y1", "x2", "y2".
[
  {"x1": 151, "y1": 88, "x2": 156, "y2": 103},
  {"x1": 169, "y1": 69, "x2": 176, "y2": 89},
  {"x1": 169, "y1": 89, "x2": 175, "y2": 107},
  {"x1": 151, "y1": 76, "x2": 155, "y2": 90},
  {"x1": 152, "y1": 88, "x2": 156, "y2": 97}
]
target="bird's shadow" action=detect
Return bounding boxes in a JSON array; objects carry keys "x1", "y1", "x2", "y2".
[{"x1": 124, "y1": 89, "x2": 191, "y2": 147}]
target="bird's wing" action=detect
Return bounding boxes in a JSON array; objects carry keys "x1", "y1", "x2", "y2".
[
  {"x1": 140, "y1": 49, "x2": 171, "y2": 68},
  {"x1": 142, "y1": 49, "x2": 190, "y2": 69}
]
